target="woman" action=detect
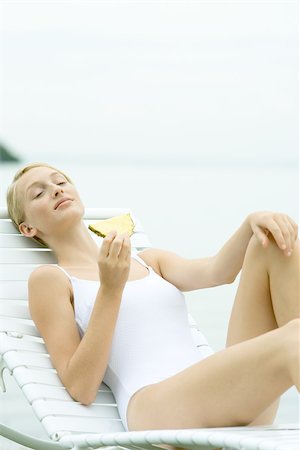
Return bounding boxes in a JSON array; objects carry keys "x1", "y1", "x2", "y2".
[{"x1": 7, "y1": 162, "x2": 299, "y2": 432}]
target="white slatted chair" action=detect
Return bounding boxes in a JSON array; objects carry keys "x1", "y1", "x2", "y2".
[{"x1": 0, "y1": 206, "x2": 299, "y2": 450}]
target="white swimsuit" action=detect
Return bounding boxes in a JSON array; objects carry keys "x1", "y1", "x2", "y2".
[{"x1": 56, "y1": 254, "x2": 214, "y2": 430}]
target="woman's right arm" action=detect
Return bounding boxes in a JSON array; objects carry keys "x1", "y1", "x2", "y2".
[{"x1": 28, "y1": 231, "x2": 131, "y2": 405}]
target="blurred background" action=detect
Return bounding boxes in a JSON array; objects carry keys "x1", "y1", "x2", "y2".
[{"x1": 0, "y1": 0, "x2": 298, "y2": 448}]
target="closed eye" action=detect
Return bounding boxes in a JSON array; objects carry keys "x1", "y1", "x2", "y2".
[{"x1": 33, "y1": 181, "x2": 66, "y2": 199}]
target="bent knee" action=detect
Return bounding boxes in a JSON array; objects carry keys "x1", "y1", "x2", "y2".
[
  {"x1": 245, "y1": 235, "x2": 268, "y2": 263},
  {"x1": 247, "y1": 233, "x2": 291, "y2": 260}
]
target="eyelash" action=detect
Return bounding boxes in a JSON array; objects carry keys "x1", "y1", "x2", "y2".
[{"x1": 34, "y1": 182, "x2": 66, "y2": 199}]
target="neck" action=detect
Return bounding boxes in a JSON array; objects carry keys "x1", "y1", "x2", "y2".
[{"x1": 46, "y1": 221, "x2": 99, "y2": 267}]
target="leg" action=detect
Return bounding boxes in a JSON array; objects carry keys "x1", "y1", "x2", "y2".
[
  {"x1": 226, "y1": 235, "x2": 300, "y2": 424},
  {"x1": 127, "y1": 319, "x2": 299, "y2": 430}
]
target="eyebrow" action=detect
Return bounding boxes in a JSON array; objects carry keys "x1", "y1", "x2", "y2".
[{"x1": 26, "y1": 172, "x2": 65, "y2": 195}]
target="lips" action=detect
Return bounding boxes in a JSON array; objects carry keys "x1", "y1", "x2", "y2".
[{"x1": 54, "y1": 198, "x2": 72, "y2": 210}]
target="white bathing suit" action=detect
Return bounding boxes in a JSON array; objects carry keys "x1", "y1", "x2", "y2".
[{"x1": 56, "y1": 254, "x2": 214, "y2": 430}]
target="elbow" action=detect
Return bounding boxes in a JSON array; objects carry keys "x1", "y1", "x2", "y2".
[
  {"x1": 213, "y1": 274, "x2": 236, "y2": 286},
  {"x1": 80, "y1": 397, "x2": 95, "y2": 407},
  {"x1": 67, "y1": 384, "x2": 97, "y2": 406},
  {"x1": 214, "y1": 275, "x2": 236, "y2": 286},
  {"x1": 223, "y1": 274, "x2": 236, "y2": 285},
  {"x1": 226, "y1": 276, "x2": 236, "y2": 284},
  {"x1": 71, "y1": 391, "x2": 96, "y2": 406},
  {"x1": 62, "y1": 367, "x2": 103, "y2": 406}
]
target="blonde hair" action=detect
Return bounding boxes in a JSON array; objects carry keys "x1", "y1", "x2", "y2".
[{"x1": 6, "y1": 162, "x2": 73, "y2": 247}]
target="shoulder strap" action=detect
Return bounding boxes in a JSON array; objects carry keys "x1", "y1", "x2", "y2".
[
  {"x1": 132, "y1": 253, "x2": 149, "y2": 268},
  {"x1": 54, "y1": 264, "x2": 73, "y2": 280}
]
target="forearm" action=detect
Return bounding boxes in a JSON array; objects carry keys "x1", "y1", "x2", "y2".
[
  {"x1": 63, "y1": 285, "x2": 123, "y2": 404},
  {"x1": 213, "y1": 216, "x2": 253, "y2": 283}
]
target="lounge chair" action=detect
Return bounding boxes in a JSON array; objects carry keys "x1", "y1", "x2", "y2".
[{"x1": 0, "y1": 206, "x2": 299, "y2": 450}]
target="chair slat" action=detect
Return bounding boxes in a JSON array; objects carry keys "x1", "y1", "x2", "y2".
[
  {"x1": 0, "y1": 333, "x2": 46, "y2": 353},
  {"x1": 0, "y1": 264, "x2": 41, "y2": 280},
  {"x1": 0, "y1": 249, "x2": 57, "y2": 264},
  {"x1": 34, "y1": 399, "x2": 120, "y2": 420},
  {"x1": 0, "y1": 317, "x2": 39, "y2": 337},
  {"x1": 0, "y1": 220, "x2": 19, "y2": 233},
  {"x1": 23, "y1": 384, "x2": 115, "y2": 404},
  {"x1": 0, "y1": 280, "x2": 28, "y2": 300},
  {"x1": 22, "y1": 384, "x2": 71, "y2": 403},
  {"x1": 0, "y1": 301, "x2": 31, "y2": 319},
  {"x1": 0, "y1": 234, "x2": 45, "y2": 248},
  {"x1": 4, "y1": 351, "x2": 53, "y2": 369},
  {"x1": 42, "y1": 415, "x2": 124, "y2": 436},
  {"x1": 13, "y1": 366, "x2": 64, "y2": 387}
]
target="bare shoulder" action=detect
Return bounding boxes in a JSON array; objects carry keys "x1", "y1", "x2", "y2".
[
  {"x1": 136, "y1": 248, "x2": 162, "y2": 275},
  {"x1": 137, "y1": 248, "x2": 178, "y2": 277},
  {"x1": 28, "y1": 264, "x2": 73, "y2": 311},
  {"x1": 29, "y1": 263, "x2": 67, "y2": 280},
  {"x1": 29, "y1": 264, "x2": 71, "y2": 293}
]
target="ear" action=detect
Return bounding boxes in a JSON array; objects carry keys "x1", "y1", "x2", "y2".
[{"x1": 19, "y1": 222, "x2": 37, "y2": 238}]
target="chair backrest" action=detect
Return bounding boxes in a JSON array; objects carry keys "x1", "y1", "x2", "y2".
[{"x1": 0, "y1": 206, "x2": 211, "y2": 441}]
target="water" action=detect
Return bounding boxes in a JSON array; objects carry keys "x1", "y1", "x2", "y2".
[{"x1": 0, "y1": 161, "x2": 299, "y2": 448}]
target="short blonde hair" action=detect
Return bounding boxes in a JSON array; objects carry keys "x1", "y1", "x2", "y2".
[{"x1": 6, "y1": 162, "x2": 73, "y2": 247}]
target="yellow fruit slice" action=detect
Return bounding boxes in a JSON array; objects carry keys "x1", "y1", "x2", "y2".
[{"x1": 88, "y1": 213, "x2": 135, "y2": 238}]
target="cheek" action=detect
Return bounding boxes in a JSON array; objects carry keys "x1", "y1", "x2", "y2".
[{"x1": 30, "y1": 199, "x2": 51, "y2": 222}]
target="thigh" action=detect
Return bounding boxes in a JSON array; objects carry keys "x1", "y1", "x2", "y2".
[{"x1": 127, "y1": 326, "x2": 291, "y2": 431}]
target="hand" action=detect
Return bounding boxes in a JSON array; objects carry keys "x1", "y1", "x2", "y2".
[
  {"x1": 98, "y1": 230, "x2": 131, "y2": 291},
  {"x1": 248, "y1": 211, "x2": 298, "y2": 256}
]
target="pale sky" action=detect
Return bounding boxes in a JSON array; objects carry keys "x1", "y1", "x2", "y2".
[{"x1": 0, "y1": 0, "x2": 298, "y2": 166}]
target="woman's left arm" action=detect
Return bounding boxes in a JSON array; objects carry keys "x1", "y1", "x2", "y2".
[
  {"x1": 212, "y1": 211, "x2": 298, "y2": 284},
  {"x1": 139, "y1": 211, "x2": 298, "y2": 291}
]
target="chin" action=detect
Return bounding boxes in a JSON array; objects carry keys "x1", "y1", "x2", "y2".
[{"x1": 58, "y1": 201, "x2": 84, "y2": 223}]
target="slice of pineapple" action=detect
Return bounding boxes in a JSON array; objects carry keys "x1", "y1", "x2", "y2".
[{"x1": 88, "y1": 213, "x2": 135, "y2": 238}]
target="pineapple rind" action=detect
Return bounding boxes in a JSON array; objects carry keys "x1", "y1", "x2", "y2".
[{"x1": 88, "y1": 213, "x2": 135, "y2": 238}]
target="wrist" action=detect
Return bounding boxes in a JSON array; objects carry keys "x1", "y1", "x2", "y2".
[{"x1": 99, "y1": 283, "x2": 124, "y2": 299}]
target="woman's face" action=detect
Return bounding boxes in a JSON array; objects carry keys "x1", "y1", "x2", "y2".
[{"x1": 17, "y1": 166, "x2": 84, "y2": 240}]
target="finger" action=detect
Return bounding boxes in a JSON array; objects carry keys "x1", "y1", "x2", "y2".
[
  {"x1": 275, "y1": 215, "x2": 297, "y2": 255},
  {"x1": 288, "y1": 218, "x2": 298, "y2": 243},
  {"x1": 281, "y1": 221, "x2": 293, "y2": 256},
  {"x1": 100, "y1": 230, "x2": 117, "y2": 257},
  {"x1": 266, "y1": 218, "x2": 287, "y2": 250},
  {"x1": 252, "y1": 224, "x2": 269, "y2": 247},
  {"x1": 109, "y1": 234, "x2": 126, "y2": 259},
  {"x1": 283, "y1": 218, "x2": 297, "y2": 254},
  {"x1": 119, "y1": 234, "x2": 131, "y2": 260},
  {"x1": 292, "y1": 220, "x2": 299, "y2": 239}
]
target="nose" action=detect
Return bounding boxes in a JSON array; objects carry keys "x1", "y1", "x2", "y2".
[{"x1": 52, "y1": 184, "x2": 64, "y2": 197}]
